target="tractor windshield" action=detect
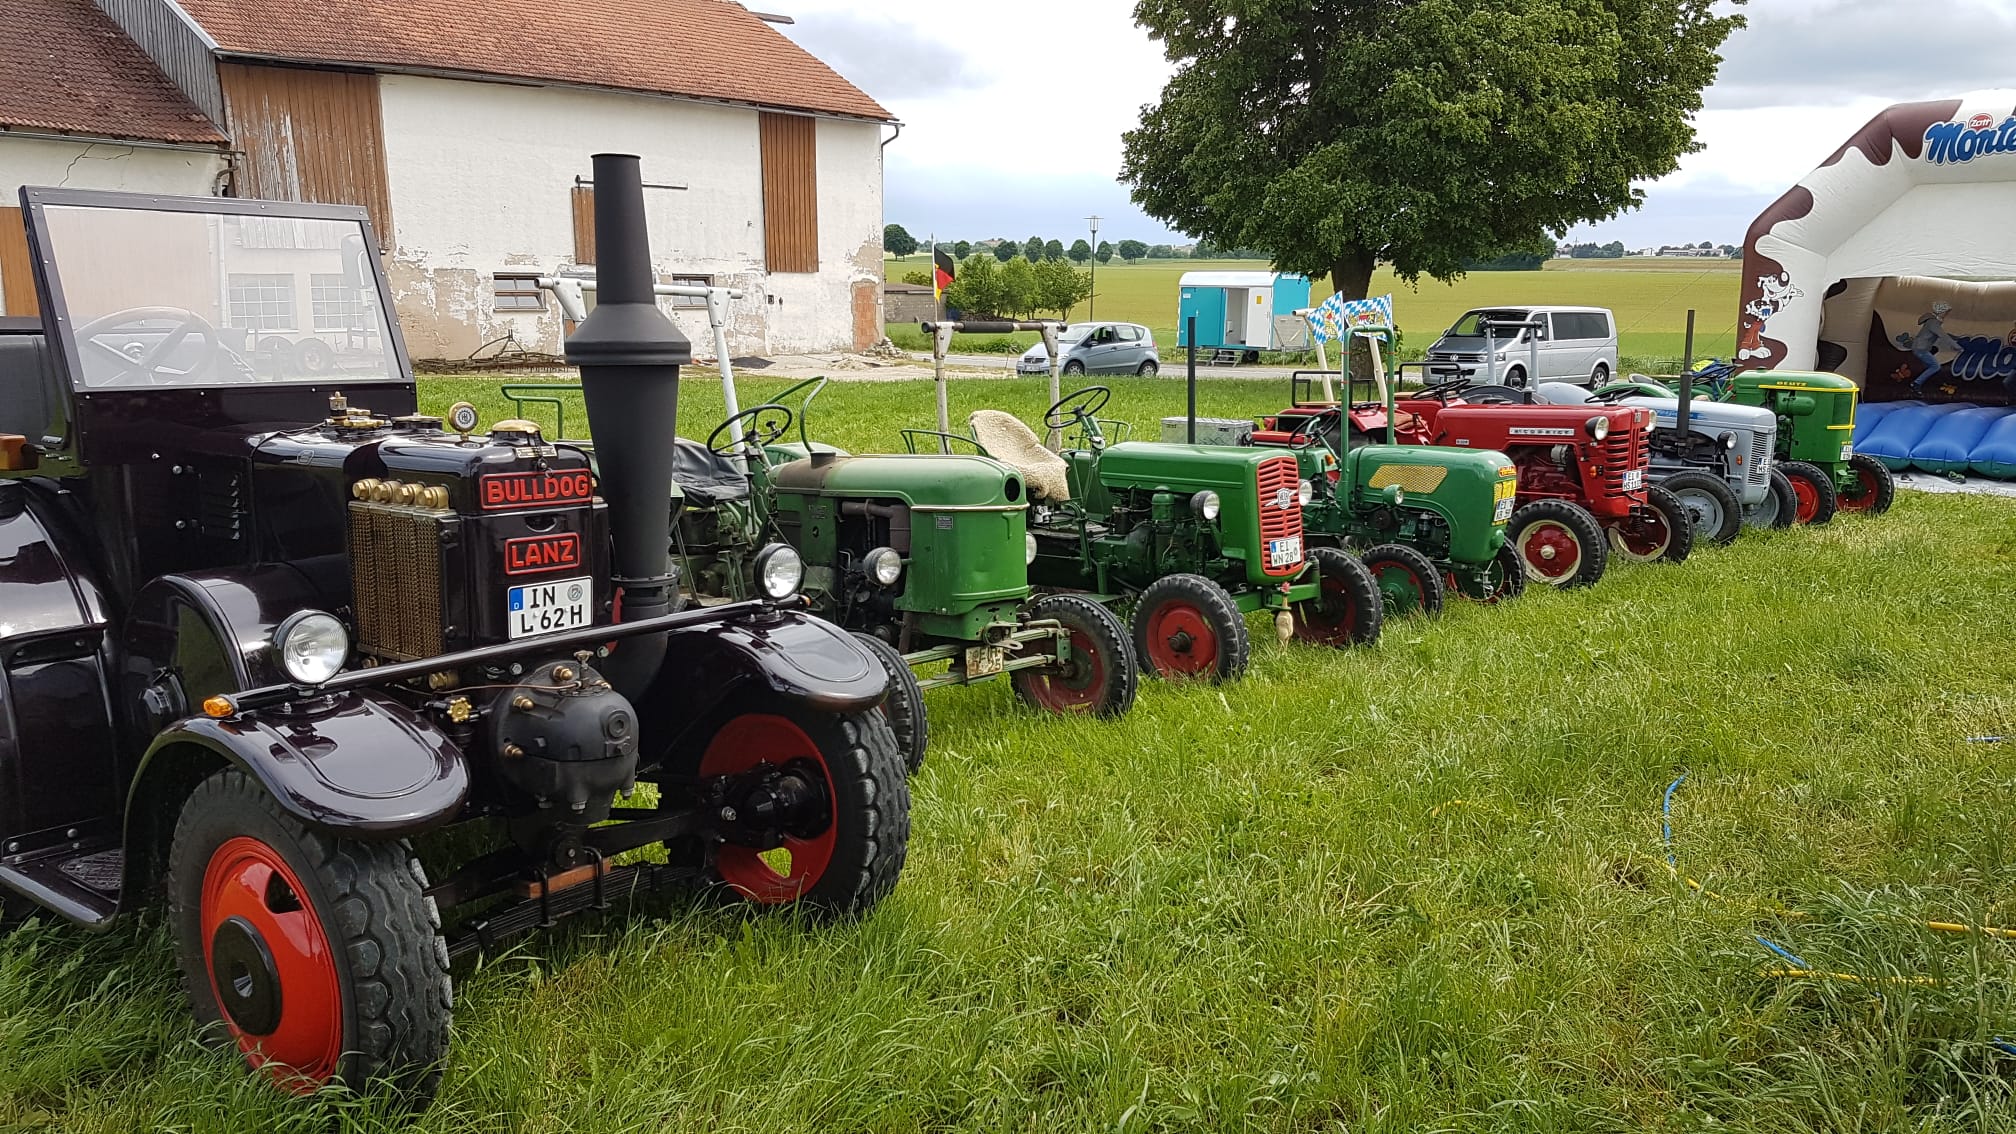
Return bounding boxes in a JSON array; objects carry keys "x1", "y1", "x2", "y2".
[{"x1": 33, "y1": 202, "x2": 401, "y2": 389}]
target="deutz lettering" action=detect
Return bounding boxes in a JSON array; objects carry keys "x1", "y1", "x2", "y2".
[
  {"x1": 504, "y1": 533, "x2": 582, "y2": 576},
  {"x1": 481, "y1": 471, "x2": 594, "y2": 510}
]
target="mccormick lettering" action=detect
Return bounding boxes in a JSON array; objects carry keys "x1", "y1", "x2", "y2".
[
  {"x1": 480, "y1": 470, "x2": 595, "y2": 510},
  {"x1": 1507, "y1": 426, "x2": 1577, "y2": 438},
  {"x1": 503, "y1": 533, "x2": 582, "y2": 576},
  {"x1": 1924, "y1": 113, "x2": 2016, "y2": 165}
]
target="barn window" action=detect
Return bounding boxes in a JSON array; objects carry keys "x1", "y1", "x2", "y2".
[
  {"x1": 310, "y1": 274, "x2": 367, "y2": 330},
  {"x1": 667, "y1": 275, "x2": 711, "y2": 308},
  {"x1": 760, "y1": 113, "x2": 819, "y2": 274},
  {"x1": 227, "y1": 274, "x2": 297, "y2": 331},
  {"x1": 494, "y1": 274, "x2": 546, "y2": 312}
]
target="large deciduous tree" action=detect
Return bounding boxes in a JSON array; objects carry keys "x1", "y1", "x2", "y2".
[
  {"x1": 1121, "y1": 0, "x2": 1745, "y2": 301},
  {"x1": 883, "y1": 223, "x2": 919, "y2": 257}
]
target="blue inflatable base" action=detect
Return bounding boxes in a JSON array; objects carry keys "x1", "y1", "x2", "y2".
[{"x1": 1854, "y1": 401, "x2": 2016, "y2": 479}]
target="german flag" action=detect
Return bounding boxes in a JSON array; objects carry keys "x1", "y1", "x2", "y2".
[{"x1": 933, "y1": 245, "x2": 956, "y2": 301}]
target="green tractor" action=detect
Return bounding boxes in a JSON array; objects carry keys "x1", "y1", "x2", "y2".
[
  {"x1": 503, "y1": 373, "x2": 1139, "y2": 774},
  {"x1": 918, "y1": 384, "x2": 1383, "y2": 683},
  {"x1": 1598, "y1": 362, "x2": 1895, "y2": 523}
]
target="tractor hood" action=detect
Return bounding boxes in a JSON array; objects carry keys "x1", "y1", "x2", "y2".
[
  {"x1": 771, "y1": 452, "x2": 1027, "y2": 508},
  {"x1": 1735, "y1": 370, "x2": 1857, "y2": 394},
  {"x1": 1621, "y1": 397, "x2": 1777, "y2": 434},
  {"x1": 1094, "y1": 441, "x2": 1287, "y2": 493}
]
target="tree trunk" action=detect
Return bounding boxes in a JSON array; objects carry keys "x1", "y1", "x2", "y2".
[{"x1": 1329, "y1": 249, "x2": 1377, "y2": 302}]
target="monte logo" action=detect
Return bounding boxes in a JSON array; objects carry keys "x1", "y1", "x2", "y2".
[
  {"x1": 1949, "y1": 336, "x2": 2016, "y2": 384},
  {"x1": 1924, "y1": 112, "x2": 2016, "y2": 165}
]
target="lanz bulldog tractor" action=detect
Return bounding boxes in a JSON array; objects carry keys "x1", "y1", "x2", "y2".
[
  {"x1": 949, "y1": 384, "x2": 1383, "y2": 683},
  {"x1": 1367, "y1": 378, "x2": 1692, "y2": 587},
  {"x1": 503, "y1": 369, "x2": 1140, "y2": 774},
  {"x1": 0, "y1": 156, "x2": 911, "y2": 1105},
  {"x1": 1232, "y1": 342, "x2": 1526, "y2": 612},
  {"x1": 1603, "y1": 363, "x2": 1896, "y2": 523}
]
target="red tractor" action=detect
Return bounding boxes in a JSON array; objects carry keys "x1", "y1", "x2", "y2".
[{"x1": 1277, "y1": 375, "x2": 1691, "y2": 587}]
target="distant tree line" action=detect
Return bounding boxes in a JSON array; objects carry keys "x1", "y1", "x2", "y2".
[
  {"x1": 884, "y1": 226, "x2": 1263, "y2": 265},
  {"x1": 899, "y1": 253, "x2": 1095, "y2": 320}
]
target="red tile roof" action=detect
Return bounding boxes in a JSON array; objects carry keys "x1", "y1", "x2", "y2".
[
  {"x1": 174, "y1": 0, "x2": 894, "y2": 122},
  {"x1": 0, "y1": 0, "x2": 225, "y2": 144}
]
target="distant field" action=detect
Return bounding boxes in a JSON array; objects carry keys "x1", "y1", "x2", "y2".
[{"x1": 887, "y1": 256, "x2": 1744, "y2": 370}]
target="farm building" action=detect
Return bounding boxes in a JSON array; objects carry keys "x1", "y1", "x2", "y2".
[{"x1": 0, "y1": 0, "x2": 895, "y2": 361}]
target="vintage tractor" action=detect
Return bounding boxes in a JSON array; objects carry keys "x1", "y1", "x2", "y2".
[
  {"x1": 1532, "y1": 379, "x2": 1785, "y2": 544},
  {"x1": 1356, "y1": 376, "x2": 1691, "y2": 587},
  {"x1": 1600, "y1": 362, "x2": 1895, "y2": 523},
  {"x1": 935, "y1": 385, "x2": 1382, "y2": 682},
  {"x1": 503, "y1": 369, "x2": 1140, "y2": 775},
  {"x1": 1223, "y1": 347, "x2": 1525, "y2": 612},
  {"x1": 0, "y1": 157, "x2": 912, "y2": 1105}
]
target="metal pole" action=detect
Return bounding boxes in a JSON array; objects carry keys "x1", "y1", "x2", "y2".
[
  {"x1": 1045, "y1": 323, "x2": 1063, "y2": 450},
  {"x1": 1526, "y1": 322, "x2": 1539, "y2": 389},
  {"x1": 1681, "y1": 307, "x2": 1697, "y2": 376},
  {"x1": 1483, "y1": 329, "x2": 1498, "y2": 386},
  {"x1": 1186, "y1": 314, "x2": 1198, "y2": 443},
  {"x1": 1087, "y1": 215, "x2": 1101, "y2": 322},
  {"x1": 705, "y1": 288, "x2": 747, "y2": 472},
  {"x1": 933, "y1": 322, "x2": 953, "y2": 450},
  {"x1": 1679, "y1": 308, "x2": 1696, "y2": 435}
]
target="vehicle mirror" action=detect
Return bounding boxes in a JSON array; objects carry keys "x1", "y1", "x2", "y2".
[{"x1": 0, "y1": 435, "x2": 37, "y2": 471}]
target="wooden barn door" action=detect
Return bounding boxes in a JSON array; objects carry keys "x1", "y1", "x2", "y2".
[
  {"x1": 219, "y1": 63, "x2": 395, "y2": 248},
  {"x1": 0, "y1": 207, "x2": 38, "y2": 317}
]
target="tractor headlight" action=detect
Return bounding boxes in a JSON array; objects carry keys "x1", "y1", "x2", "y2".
[
  {"x1": 755, "y1": 543, "x2": 804, "y2": 599},
  {"x1": 1298, "y1": 479, "x2": 1314, "y2": 506},
  {"x1": 1586, "y1": 415, "x2": 1611, "y2": 441},
  {"x1": 273, "y1": 610, "x2": 349, "y2": 685},
  {"x1": 1025, "y1": 532, "x2": 1038, "y2": 565},
  {"x1": 1718, "y1": 431, "x2": 1738, "y2": 451},
  {"x1": 1191, "y1": 490, "x2": 1221, "y2": 521},
  {"x1": 1385, "y1": 485, "x2": 1407, "y2": 507},
  {"x1": 864, "y1": 546, "x2": 903, "y2": 587}
]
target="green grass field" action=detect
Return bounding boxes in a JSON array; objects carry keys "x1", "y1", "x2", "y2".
[
  {"x1": 9, "y1": 376, "x2": 2016, "y2": 1132},
  {"x1": 887, "y1": 256, "x2": 1743, "y2": 372}
]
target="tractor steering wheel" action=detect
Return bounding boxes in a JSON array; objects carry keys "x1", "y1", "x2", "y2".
[
  {"x1": 76, "y1": 306, "x2": 227, "y2": 387},
  {"x1": 1586, "y1": 385, "x2": 1637, "y2": 404},
  {"x1": 1415, "y1": 378, "x2": 1473, "y2": 402},
  {"x1": 1044, "y1": 385, "x2": 1111, "y2": 429},
  {"x1": 707, "y1": 403, "x2": 795, "y2": 456}
]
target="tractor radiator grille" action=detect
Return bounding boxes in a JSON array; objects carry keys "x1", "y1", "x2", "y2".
[
  {"x1": 1749, "y1": 432, "x2": 1772, "y2": 489},
  {"x1": 349, "y1": 500, "x2": 447, "y2": 661},
  {"x1": 1599, "y1": 426, "x2": 1648, "y2": 495},
  {"x1": 1256, "y1": 454, "x2": 1305, "y2": 577}
]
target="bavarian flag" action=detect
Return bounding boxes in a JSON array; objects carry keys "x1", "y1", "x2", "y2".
[{"x1": 933, "y1": 245, "x2": 956, "y2": 300}]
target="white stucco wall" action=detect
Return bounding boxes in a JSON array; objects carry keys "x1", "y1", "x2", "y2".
[
  {"x1": 0, "y1": 136, "x2": 226, "y2": 313},
  {"x1": 376, "y1": 75, "x2": 885, "y2": 362}
]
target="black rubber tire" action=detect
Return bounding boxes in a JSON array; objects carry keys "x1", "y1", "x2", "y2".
[
  {"x1": 687, "y1": 696, "x2": 909, "y2": 918},
  {"x1": 1640, "y1": 483, "x2": 1695, "y2": 563},
  {"x1": 1591, "y1": 362, "x2": 1610, "y2": 385},
  {"x1": 1508, "y1": 499, "x2": 1607, "y2": 588},
  {"x1": 1291, "y1": 545, "x2": 1384, "y2": 647},
  {"x1": 1503, "y1": 366, "x2": 1528, "y2": 388},
  {"x1": 1839, "y1": 452, "x2": 1896, "y2": 515},
  {"x1": 850, "y1": 632, "x2": 927, "y2": 774},
  {"x1": 1453, "y1": 539, "x2": 1528, "y2": 603},
  {"x1": 1131, "y1": 573, "x2": 1251, "y2": 682},
  {"x1": 1012, "y1": 593, "x2": 1139, "y2": 718},
  {"x1": 1062, "y1": 360, "x2": 1086, "y2": 377},
  {"x1": 1745, "y1": 467, "x2": 1799, "y2": 530},
  {"x1": 1778, "y1": 460, "x2": 1840, "y2": 526},
  {"x1": 1136, "y1": 360, "x2": 1159, "y2": 377},
  {"x1": 168, "y1": 768, "x2": 450, "y2": 1105},
  {"x1": 1660, "y1": 470, "x2": 1741, "y2": 545},
  {"x1": 1360, "y1": 543, "x2": 1446, "y2": 619}
]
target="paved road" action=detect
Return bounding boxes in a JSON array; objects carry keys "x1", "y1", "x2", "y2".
[{"x1": 910, "y1": 351, "x2": 1304, "y2": 381}]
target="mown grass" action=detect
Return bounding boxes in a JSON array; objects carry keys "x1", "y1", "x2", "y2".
[
  {"x1": 885, "y1": 256, "x2": 1743, "y2": 371},
  {"x1": 8, "y1": 376, "x2": 2016, "y2": 1131}
]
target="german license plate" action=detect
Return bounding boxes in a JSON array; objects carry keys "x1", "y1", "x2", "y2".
[
  {"x1": 1840, "y1": 443, "x2": 1854, "y2": 461},
  {"x1": 965, "y1": 645, "x2": 1004, "y2": 676},
  {"x1": 1267, "y1": 535, "x2": 1303, "y2": 567},
  {"x1": 1494, "y1": 496, "x2": 1515, "y2": 523},
  {"x1": 1622, "y1": 469, "x2": 1645, "y2": 491},
  {"x1": 508, "y1": 575, "x2": 592, "y2": 640}
]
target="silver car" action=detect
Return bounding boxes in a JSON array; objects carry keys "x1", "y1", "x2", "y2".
[{"x1": 1017, "y1": 322, "x2": 1160, "y2": 376}]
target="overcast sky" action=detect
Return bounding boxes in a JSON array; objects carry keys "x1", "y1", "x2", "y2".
[{"x1": 778, "y1": 0, "x2": 2016, "y2": 251}]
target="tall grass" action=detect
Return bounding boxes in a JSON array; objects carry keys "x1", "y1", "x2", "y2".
[{"x1": 11, "y1": 376, "x2": 2014, "y2": 1131}]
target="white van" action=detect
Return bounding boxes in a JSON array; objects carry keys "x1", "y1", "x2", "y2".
[{"x1": 1423, "y1": 306, "x2": 1619, "y2": 387}]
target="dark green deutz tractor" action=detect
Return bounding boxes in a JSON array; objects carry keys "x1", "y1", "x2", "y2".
[
  {"x1": 933, "y1": 384, "x2": 1383, "y2": 683},
  {"x1": 506, "y1": 373, "x2": 1139, "y2": 775},
  {"x1": 1600, "y1": 362, "x2": 1895, "y2": 523}
]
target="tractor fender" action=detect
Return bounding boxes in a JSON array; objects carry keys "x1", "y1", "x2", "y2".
[
  {"x1": 131, "y1": 691, "x2": 470, "y2": 837},
  {"x1": 639, "y1": 608, "x2": 888, "y2": 749}
]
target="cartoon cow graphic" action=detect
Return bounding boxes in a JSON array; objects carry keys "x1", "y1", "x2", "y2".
[{"x1": 1737, "y1": 272, "x2": 1804, "y2": 362}]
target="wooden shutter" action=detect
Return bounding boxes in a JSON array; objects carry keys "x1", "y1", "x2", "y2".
[
  {"x1": 759, "y1": 113, "x2": 819, "y2": 274},
  {"x1": 220, "y1": 63, "x2": 395, "y2": 249},
  {"x1": 571, "y1": 186, "x2": 596, "y2": 265},
  {"x1": 0, "y1": 207, "x2": 37, "y2": 317}
]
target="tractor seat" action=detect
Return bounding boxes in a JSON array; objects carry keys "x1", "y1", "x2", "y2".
[
  {"x1": 968, "y1": 409, "x2": 1071, "y2": 503},
  {"x1": 670, "y1": 437, "x2": 751, "y2": 506}
]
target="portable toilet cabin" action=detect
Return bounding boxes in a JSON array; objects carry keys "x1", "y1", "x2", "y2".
[{"x1": 1176, "y1": 271, "x2": 1314, "y2": 358}]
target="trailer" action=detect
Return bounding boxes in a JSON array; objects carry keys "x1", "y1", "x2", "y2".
[{"x1": 1176, "y1": 272, "x2": 1313, "y2": 362}]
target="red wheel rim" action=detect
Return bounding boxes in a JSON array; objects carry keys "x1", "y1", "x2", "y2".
[
  {"x1": 1789, "y1": 476, "x2": 1821, "y2": 523},
  {"x1": 1368, "y1": 561, "x2": 1426, "y2": 615},
  {"x1": 1516, "y1": 521, "x2": 1582, "y2": 582},
  {"x1": 1144, "y1": 601, "x2": 1221, "y2": 676},
  {"x1": 1019, "y1": 627, "x2": 1109, "y2": 713},
  {"x1": 200, "y1": 836, "x2": 343, "y2": 1092},
  {"x1": 700, "y1": 715, "x2": 837, "y2": 903},
  {"x1": 1613, "y1": 509, "x2": 1673, "y2": 560},
  {"x1": 1293, "y1": 569, "x2": 1360, "y2": 645},
  {"x1": 1838, "y1": 465, "x2": 1879, "y2": 512}
]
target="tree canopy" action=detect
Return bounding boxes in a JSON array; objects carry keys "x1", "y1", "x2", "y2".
[
  {"x1": 883, "y1": 223, "x2": 919, "y2": 257},
  {"x1": 1069, "y1": 239, "x2": 1093, "y2": 263},
  {"x1": 1121, "y1": 0, "x2": 1745, "y2": 300}
]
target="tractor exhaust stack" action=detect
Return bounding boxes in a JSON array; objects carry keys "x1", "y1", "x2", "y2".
[{"x1": 564, "y1": 153, "x2": 692, "y2": 697}]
